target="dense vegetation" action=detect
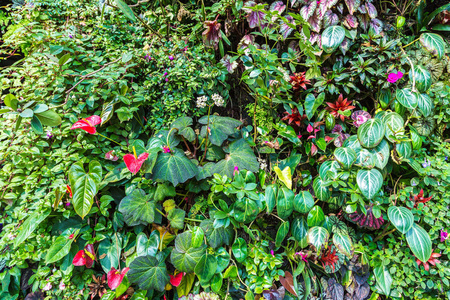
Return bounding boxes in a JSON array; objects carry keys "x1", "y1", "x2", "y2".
[{"x1": 0, "y1": 0, "x2": 449, "y2": 299}]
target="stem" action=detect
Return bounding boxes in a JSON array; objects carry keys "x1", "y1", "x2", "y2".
[
  {"x1": 200, "y1": 105, "x2": 211, "y2": 164},
  {"x1": 96, "y1": 132, "x2": 122, "y2": 146},
  {"x1": 374, "y1": 228, "x2": 397, "y2": 242},
  {"x1": 185, "y1": 218, "x2": 202, "y2": 222},
  {"x1": 155, "y1": 207, "x2": 166, "y2": 217},
  {"x1": 253, "y1": 97, "x2": 258, "y2": 144},
  {"x1": 402, "y1": 37, "x2": 420, "y2": 49},
  {"x1": 400, "y1": 47, "x2": 416, "y2": 92}
]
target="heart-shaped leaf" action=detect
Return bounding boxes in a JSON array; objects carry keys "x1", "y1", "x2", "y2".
[
  {"x1": 387, "y1": 206, "x2": 414, "y2": 234},
  {"x1": 334, "y1": 147, "x2": 356, "y2": 169},
  {"x1": 321, "y1": 26, "x2": 345, "y2": 53},
  {"x1": 420, "y1": 32, "x2": 445, "y2": 59},
  {"x1": 152, "y1": 149, "x2": 198, "y2": 186},
  {"x1": 170, "y1": 231, "x2": 206, "y2": 273},
  {"x1": 357, "y1": 118, "x2": 385, "y2": 148},
  {"x1": 128, "y1": 255, "x2": 170, "y2": 292},
  {"x1": 356, "y1": 169, "x2": 383, "y2": 200},
  {"x1": 200, "y1": 219, "x2": 234, "y2": 248},
  {"x1": 405, "y1": 223, "x2": 432, "y2": 263},
  {"x1": 118, "y1": 189, "x2": 156, "y2": 226},
  {"x1": 195, "y1": 254, "x2": 218, "y2": 282},
  {"x1": 274, "y1": 165, "x2": 292, "y2": 189},
  {"x1": 212, "y1": 139, "x2": 259, "y2": 177},
  {"x1": 396, "y1": 88, "x2": 418, "y2": 110},
  {"x1": 294, "y1": 191, "x2": 315, "y2": 213},
  {"x1": 307, "y1": 206, "x2": 325, "y2": 227},
  {"x1": 199, "y1": 115, "x2": 242, "y2": 146}
]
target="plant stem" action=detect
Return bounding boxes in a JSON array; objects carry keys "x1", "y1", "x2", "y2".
[
  {"x1": 184, "y1": 218, "x2": 202, "y2": 222},
  {"x1": 374, "y1": 228, "x2": 396, "y2": 242},
  {"x1": 96, "y1": 132, "x2": 122, "y2": 147},
  {"x1": 200, "y1": 105, "x2": 211, "y2": 164},
  {"x1": 402, "y1": 37, "x2": 420, "y2": 49}
]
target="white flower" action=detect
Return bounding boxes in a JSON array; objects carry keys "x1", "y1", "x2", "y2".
[
  {"x1": 43, "y1": 282, "x2": 52, "y2": 291},
  {"x1": 196, "y1": 96, "x2": 208, "y2": 108},
  {"x1": 278, "y1": 66, "x2": 290, "y2": 82},
  {"x1": 211, "y1": 94, "x2": 224, "y2": 107},
  {"x1": 59, "y1": 281, "x2": 66, "y2": 290},
  {"x1": 257, "y1": 158, "x2": 267, "y2": 170}
]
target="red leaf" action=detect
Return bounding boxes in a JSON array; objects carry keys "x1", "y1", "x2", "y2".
[
  {"x1": 279, "y1": 271, "x2": 298, "y2": 297},
  {"x1": 107, "y1": 267, "x2": 130, "y2": 290},
  {"x1": 169, "y1": 272, "x2": 183, "y2": 287},
  {"x1": 124, "y1": 153, "x2": 149, "y2": 174},
  {"x1": 70, "y1": 115, "x2": 101, "y2": 134}
]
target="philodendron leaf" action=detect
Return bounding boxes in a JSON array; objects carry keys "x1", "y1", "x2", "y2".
[
  {"x1": 405, "y1": 223, "x2": 432, "y2": 263},
  {"x1": 307, "y1": 226, "x2": 329, "y2": 253},
  {"x1": 387, "y1": 206, "x2": 414, "y2": 234},
  {"x1": 199, "y1": 115, "x2": 242, "y2": 146},
  {"x1": 357, "y1": 118, "x2": 385, "y2": 148},
  {"x1": 212, "y1": 139, "x2": 259, "y2": 177},
  {"x1": 167, "y1": 208, "x2": 185, "y2": 229},
  {"x1": 98, "y1": 235, "x2": 121, "y2": 273},
  {"x1": 321, "y1": 26, "x2": 345, "y2": 53},
  {"x1": 334, "y1": 147, "x2": 356, "y2": 169},
  {"x1": 170, "y1": 231, "x2": 206, "y2": 273},
  {"x1": 118, "y1": 189, "x2": 156, "y2": 226},
  {"x1": 419, "y1": 33, "x2": 445, "y2": 59},
  {"x1": 69, "y1": 161, "x2": 102, "y2": 219},
  {"x1": 304, "y1": 92, "x2": 325, "y2": 120},
  {"x1": 294, "y1": 191, "x2": 315, "y2": 213},
  {"x1": 356, "y1": 169, "x2": 383, "y2": 200},
  {"x1": 374, "y1": 265, "x2": 392, "y2": 297},
  {"x1": 396, "y1": 88, "x2": 418, "y2": 110},
  {"x1": 274, "y1": 165, "x2": 292, "y2": 189},
  {"x1": 128, "y1": 255, "x2": 170, "y2": 292},
  {"x1": 152, "y1": 149, "x2": 198, "y2": 186}
]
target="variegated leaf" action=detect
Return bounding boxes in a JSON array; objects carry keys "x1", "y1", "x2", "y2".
[
  {"x1": 280, "y1": 15, "x2": 296, "y2": 40},
  {"x1": 339, "y1": 38, "x2": 352, "y2": 55},
  {"x1": 369, "y1": 18, "x2": 383, "y2": 35},
  {"x1": 358, "y1": 14, "x2": 370, "y2": 31},
  {"x1": 323, "y1": 10, "x2": 339, "y2": 27},
  {"x1": 383, "y1": 112, "x2": 404, "y2": 142},
  {"x1": 270, "y1": 1, "x2": 286, "y2": 13},
  {"x1": 307, "y1": 226, "x2": 330, "y2": 253},
  {"x1": 355, "y1": 149, "x2": 376, "y2": 168},
  {"x1": 369, "y1": 139, "x2": 390, "y2": 169},
  {"x1": 344, "y1": 14, "x2": 358, "y2": 29},
  {"x1": 321, "y1": 25, "x2": 345, "y2": 53},
  {"x1": 415, "y1": 93, "x2": 434, "y2": 118},
  {"x1": 356, "y1": 169, "x2": 383, "y2": 200},
  {"x1": 344, "y1": 0, "x2": 360, "y2": 15},
  {"x1": 409, "y1": 65, "x2": 431, "y2": 93},
  {"x1": 365, "y1": 2, "x2": 377, "y2": 18},
  {"x1": 420, "y1": 33, "x2": 446, "y2": 59},
  {"x1": 301, "y1": 1, "x2": 317, "y2": 22},
  {"x1": 396, "y1": 88, "x2": 418, "y2": 110},
  {"x1": 308, "y1": 14, "x2": 322, "y2": 33}
]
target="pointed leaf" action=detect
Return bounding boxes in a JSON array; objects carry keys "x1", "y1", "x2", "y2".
[
  {"x1": 321, "y1": 26, "x2": 346, "y2": 53},
  {"x1": 291, "y1": 218, "x2": 308, "y2": 248},
  {"x1": 152, "y1": 150, "x2": 198, "y2": 186},
  {"x1": 387, "y1": 206, "x2": 414, "y2": 234},
  {"x1": 128, "y1": 255, "x2": 170, "y2": 292},
  {"x1": 307, "y1": 226, "x2": 329, "y2": 252},
  {"x1": 294, "y1": 191, "x2": 314, "y2": 213},
  {"x1": 307, "y1": 206, "x2": 325, "y2": 227},
  {"x1": 115, "y1": 0, "x2": 137, "y2": 22},
  {"x1": 275, "y1": 221, "x2": 290, "y2": 247},
  {"x1": 333, "y1": 232, "x2": 352, "y2": 258},
  {"x1": 199, "y1": 115, "x2": 242, "y2": 146},
  {"x1": 383, "y1": 112, "x2": 405, "y2": 142},
  {"x1": 357, "y1": 169, "x2": 383, "y2": 200},
  {"x1": 416, "y1": 93, "x2": 434, "y2": 117},
  {"x1": 357, "y1": 118, "x2": 385, "y2": 148},
  {"x1": 277, "y1": 187, "x2": 294, "y2": 219},
  {"x1": 374, "y1": 266, "x2": 392, "y2": 297},
  {"x1": 313, "y1": 177, "x2": 331, "y2": 201},
  {"x1": 406, "y1": 223, "x2": 432, "y2": 263},
  {"x1": 212, "y1": 139, "x2": 259, "y2": 177},
  {"x1": 396, "y1": 88, "x2": 418, "y2": 110}
]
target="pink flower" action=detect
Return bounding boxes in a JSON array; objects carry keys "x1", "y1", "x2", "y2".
[
  {"x1": 165, "y1": 78, "x2": 169, "y2": 82},
  {"x1": 441, "y1": 230, "x2": 448, "y2": 242},
  {"x1": 124, "y1": 152, "x2": 149, "y2": 175},
  {"x1": 68, "y1": 234, "x2": 74, "y2": 239},
  {"x1": 169, "y1": 55, "x2": 174, "y2": 61},
  {"x1": 163, "y1": 146, "x2": 171, "y2": 153},
  {"x1": 105, "y1": 150, "x2": 119, "y2": 161},
  {"x1": 307, "y1": 124, "x2": 314, "y2": 133},
  {"x1": 43, "y1": 282, "x2": 52, "y2": 291},
  {"x1": 270, "y1": 250, "x2": 275, "y2": 256},
  {"x1": 387, "y1": 71, "x2": 404, "y2": 83},
  {"x1": 70, "y1": 115, "x2": 102, "y2": 134},
  {"x1": 233, "y1": 166, "x2": 239, "y2": 176},
  {"x1": 59, "y1": 281, "x2": 66, "y2": 290},
  {"x1": 107, "y1": 267, "x2": 130, "y2": 290},
  {"x1": 66, "y1": 202, "x2": 71, "y2": 207},
  {"x1": 295, "y1": 252, "x2": 308, "y2": 262},
  {"x1": 297, "y1": 134, "x2": 302, "y2": 139}
]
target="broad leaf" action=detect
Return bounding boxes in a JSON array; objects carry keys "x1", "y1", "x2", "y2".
[
  {"x1": 101, "y1": 100, "x2": 116, "y2": 125},
  {"x1": 396, "y1": 141, "x2": 412, "y2": 159},
  {"x1": 168, "y1": 208, "x2": 185, "y2": 229},
  {"x1": 277, "y1": 187, "x2": 294, "y2": 219},
  {"x1": 200, "y1": 219, "x2": 234, "y2": 248},
  {"x1": 115, "y1": 0, "x2": 137, "y2": 22},
  {"x1": 313, "y1": 177, "x2": 331, "y2": 201},
  {"x1": 195, "y1": 254, "x2": 218, "y2": 282},
  {"x1": 291, "y1": 218, "x2": 308, "y2": 248},
  {"x1": 416, "y1": 93, "x2": 434, "y2": 118},
  {"x1": 232, "y1": 238, "x2": 248, "y2": 263},
  {"x1": 307, "y1": 226, "x2": 329, "y2": 252},
  {"x1": 383, "y1": 112, "x2": 404, "y2": 142},
  {"x1": 152, "y1": 150, "x2": 198, "y2": 186},
  {"x1": 275, "y1": 221, "x2": 290, "y2": 247},
  {"x1": 213, "y1": 139, "x2": 259, "y2": 177},
  {"x1": 355, "y1": 149, "x2": 376, "y2": 168},
  {"x1": 215, "y1": 247, "x2": 230, "y2": 273},
  {"x1": 344, "y1": 0, "x2": 360, "y2": 14},
  {"x1": 199, "y1": 115, "x2": 242, "y2": 146},
  {"x1": 419, "y1": 33, "x2": 445, "y2": 59},
  {"x1": 409, "y1": 65, "x2": 431, "y2": 92},
  {"x1": 368, "y1": 139, "x2": 390, "y2": 169},
  {"x1": 356, "y1": 169, "x2": 383, "y2": 200},
  {"x1": 319, "y1": 160, "x2": 341, "y2": 180},
  {"x1": 98, "y1": 235, "x2": 121, "y2": 273},
  {"x1": 45, "y1": 230, "x2": 78, "y2": 264},
  {"x1": 405, "y1": 223, "x2": 432, "y2": 263},
  {"x1": 265, "y1": 185, "x2": 277, "y2": 213},
  {"x1": 374, "y1": 265, "x2": 392, "y2": 297},
  {"x1": 35, "y1": 110, "x2": 62, "y2": 126},
  {"x1": 333, "y1": 232, "x2": 352, "y2": 258},
  {"x1": 307, "y1": 206, "x2": 325, "y2": 227},
  {"x1": 387, "y1": 206, "x2": 414, "y2": 234},
  {"x1": 357, "y1": 118, "x2": 385, "y2": 148},
  {"x1": 118, "y1": 189, "x2": 156, "y2": 226},
  {"x1": 334, "y1": 147, "x2": 356, "y2": 169},
  {"x1": 274, "y1": 165, "x2": 292, "y2": 189},
  {"x1": 396, "y1": 88, "x2": 418, "y2": 110},
  {"x1": 170, "y1": 231, "x2": 206, "y2": 273},
  {"x1": 232, "y1": 198, "x2": 259, "y2": 223},
  {"x1": 128, "y1": 255, "x2": 170, "y2": 292},
  {"x1": 304, "y1": 93, "x2": 325, "y2": 120},
  {"x1": 294, "y1": 191, "x2": 315, "y2": 213},
  {"x1": 321, "y1": 26, "x2": 345, "y2": 53},
  {"x1": 171, "y1": 117, "x2": 195, "y2": 142}
]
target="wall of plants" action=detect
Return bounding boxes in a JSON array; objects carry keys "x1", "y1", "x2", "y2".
[{"x1": 0, "y1": 0, "x2": 450, "y2": 299}]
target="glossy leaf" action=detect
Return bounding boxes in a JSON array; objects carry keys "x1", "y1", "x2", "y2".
[
  {"x1": 232, "y1": 237, "x2": 248, "y2": 263},
  {"x1": 115, "y1": 0, "x2": 137, "y2": 22},
  {"x1": 332, "y1": 232, "x2": 352, "y2": 258},
  {"x1": 98, "y1": 235, "x2": 121, "y2": 273},
  {"x1": 409, "y1": 65, "x2": 431, "y2": 92},
  {"x1": 168, "y1": 208, "x2": 185, "y2": 229},
  {"x1": 305, "y1": 92, "x2": 325, "y2": 120},
  {"x1": 419, "y1": 33, "x2": 445, "y2": 59},
  {"x1": 334, "y1": 147, "x2": 356, "y2": 169},
  {"x1": 170, "y1": 231, "x2": 206, "y2": 273},
  {"x1": 128, "y1": 255, "x2": 170, "y2": 292},
  {"x1": 275, "y1": 221, "x2": 290, "y2": 247},
  {"x1": 313, "y1": 177, "x2": 331, "y2": 201},
  {"x1": 291, "y1": 218, "x2": 308, "y2": 248},
  {"x1": 396, "y1": 88, "x2": 418, "y2": 110},
  {"x1": 307, "y1": 226, "x2": 329, "y2": 252},
  {"x1": 215, "y1": 247, "x2": 230, "y2": 273},
  {"x1": 294, "y1": 191, "x2": 314, "y2": 213},
  {"x1": 321, "y1": 26, "x2": 345, "y2": 53},
  {"x1": 232, "y1": 198, "x2": 259, "y2": 223},
  {"x1": 277, "y1": 187, "x2": 294, "y2": 219},
  {"x1": 307, "y1": 206, "x2": 325, "y2": 227},
  {"x1": 274, "y1": 165, "x2": 292, "y2": 189},
  {"x1": 356, "y1": 169, "x2": 383, "y2": 200},
  {"x1": 357, "y1": 118, "x2": 385, "y2": 148},
  {"x1": 383, "y1": 112, "x2": 404, "y2": 142},
  {"x1": 45, "y1": 232, "x2": 77, "y2": 264},
  {"x1": 200, "y1": 219, "x2": 234, "y2": 248},
  {"x1": 319, "y1": 160, "x2": 341, "y2": 180},
  {"x1": 177, "y1": 273, "x2": 195, "y2": 297},
  {"x1": 374, "y1": 265, "x2": 392, "y2": 297},
  {"x1": 35, "y1": 110, "x2": 62, "y2": 126},
  {"x1": 368, "y1": 139, "x2": 390, "y2": 169},
  {"x1": 265, "y1": 185, "x2": 277, "y2": 213},
  {"x1": 416, "y1": 93, "x2": 434, "y2": 118},
  {"x1": 405, "y1": 223, "x2": 432, "y2": 263},
  {"x1": 387, "y1": 206, "x2": 414, "y2": 234},
  {"x1": 396, "y1": 141, "x2": 412, "y2": 159},
  {"x1": 355, "y1": 149, "x2": 376, "y2": 168},
  {"x1": 195, "y1": 254, "x2": 217, "y2": 282}
]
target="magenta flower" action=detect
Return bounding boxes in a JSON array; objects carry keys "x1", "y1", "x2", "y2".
[
  {"x1": 69, "y1": 35, "x2": 73, "y2": 39},
  {"x1": 297, "y1": 134, "x2": 302, "y2": 139},
  {"x1": 165, "y1": 78, "x2": 169, "y2": 82},
  {"x1": 163, "y1": 72, "x2": 168, "y2": 76},
  {"x1": 295, "y1": 252, "x2": 308, "y2": 262},
  {"x1": 307, "y1": 124, "x2": 314, "y2": 133},
  {"x1": 270, "y1": 250, "x2": 275, "y2": 256},
  {"x1": 441, "y1": 230, "x2": 448, "y2": 242},
  {"x1": 169, "y1": 55, "x2": 174, "y2": 61},
  {"x1": 66, "y1": 202, "x2": 71, "y2": 207},
  {"x1": 163, "y1": 146, "x2": 171, "y2": 153},
  {"x1": 387, "y1": 71, "x2": 404, "y2": 83},
  {"x1": 144, "y1": 54, "x2": 152, "y2": 61},
  {"x1": 233, "y1": 166, "x2": 239, "y2": 176}
]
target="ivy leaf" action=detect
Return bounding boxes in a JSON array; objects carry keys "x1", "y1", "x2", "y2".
[
  {"x1": 170, "y1": 231, "x2": 206, "y2": 273},
  {"x1": 152, "y1": 150, "x2": 198, "y2": 186},
  {"x1": 195, "y1": 254, "x2": 218, "y2": 282},
  {"x1": 200, "y1": 219, "x2": 234, "y2": 248},
  {"x1": 212, "y1": 139, "x2": 259, "y2": 177},
  {"x1": 128, "y1": 255, "x2": 170, "y2": 292},
  {"x1": 168, "y1": 208, "x2": 186, "y2": 229},
  {"x1": 199, "y1": 115, "x2": 242, "y2": 146},
  {"x1": 118, "y1": 189, "x2": 156, "y2": 226}
]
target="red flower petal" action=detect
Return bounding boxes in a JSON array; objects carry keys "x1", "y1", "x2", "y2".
[
  {"x1": 169, "y1": 272, "x2": 183, "y2": 287},
  {"x1": 108, "y1": 267, "x2": 130, "y2": 290},
  {"x1": 72, "y1": 250, "x2": 86, "y2": 266},
  {"x1": 70, "y1": 115, "x2": 101, "y2": 134},
  {"x1": 85, "y1": 115, "x2": 102, "y2": 126},
  {"x1": 124, "y1": 153, "x2": 149, "y2": 174},
  {"x1": 84, "y1": 244, "x2": 95, "y2": 268},
  {"x1": 66, "y1": 185, "x2": 72, "y2": 198}
]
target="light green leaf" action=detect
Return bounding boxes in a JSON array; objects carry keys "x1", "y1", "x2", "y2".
[
  {"x1": 232, "y1": 198, "x2": 259, "y2": 223},
  {"x1": 357, "y1": 118, "x2": 386, "y2": 148},
  {"x1": 406, "y1": 223, "x2": 432, "y2": 263},
  {"x1": 356, "y1": 169, "x2": 383, "y2": 200},
  {"x1": 195, "y1": 254, "x2": 217, "y2": 282},
  {"x1": 168, "y1": 208, "x2": 185, "y2": 229},
  {"x1": 354, "y1": 149, "x2": 376, "y2": 168},
  {"x1": 374, "y1": 265, "x2": 392, "y2": 297},
  {"x1": 14, "y1": 209, "x2": 51, "y2": 248},
  {"x1": 98, "y1": 235, "x2": 121, "y2": 273},
  {"x1": 321, "y1": 26, "x2": 346, "y2": 53},
  {"x1": 274, "y1": 165, "x2": 292, "y2": 189},
  {"x1": 307, "y1": 206, "x2": 325, "y2": 227},
  {"x1": 383, "y1": 112, "x2": 404, "y2": 142},
  {"x1": 45, "y1": 230, "x2": 78, "y2": 264},
  {"x1": 35, "y1": 110, "x2": 62, "y2": 126},
  {"x1": 387, "y1": 206, "x2": 414, "y2": 234},
  {"x1": 419, "y1": 32, "x2": 446, "y2": 59},
  {"x1": 232, "y1": 237, "x2": 248, "y2": 263},
  {"x1": 307, "y1": 226, "x2": 329, "y2": 253},
  {"x1": 115, "y1": 0, "x2": 137, "y2": 22},
  {"x1": 200, "y1": 219, "x2": 234, "y2": 248},
  {"x1": 319, "y1": 160, "x2": 341, "y2": 180},
  {"x1": 264, "y1": 185, "x2": 277, "y2": 213}
]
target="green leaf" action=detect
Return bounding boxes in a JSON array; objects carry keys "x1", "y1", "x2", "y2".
[
  {"x1": 291, "y1": 218, "x2": 308, "y2": 248},
  {"x1": 409, "y1": 65, "x2": 431, "y2": 92},
  {"x1": 294, "y1": 191, "x2": 314, "y2": 213},
  {"x1": 232, "y1": 237, "x2": 248, "y2": 263},
  {"x1": 58, "y1": 53, "x2": 71, "y2": 66},
  {"x1": 69, "y1": 161, "x2": 102, "y2": 219},
  {"x1": 415, "y1": 93, "x2": 434, "y2": 118},
  {"x1": 35, "y1": 110, "x2": 62, "y2": 126},
  {"x1": 30, "y1": 115, "x2": 43, "y2": 135},
  {"x1": 383, "y1": 112, "x2": 404, "y2": 142},
  {"x1": 211, "y1": 274, "x2": 223, "y2": 293},
  {"x1": 199, "y1": 115, "x2": 242, "y2": 146},
  {"x1": 319, "y1": 160, "x2": 341, "y2": 180},
  {"x1": 168, "y1": 208, "x2": 185, "y2": 229},
  {"x1": 152, "y1": 150, "x2": 198, "y2": 186},
  {"x1": 200, "y1": 219, "x2": 234, "y2": 248},
  {"x1": 332, "y1": 232, "x2": 352, "y2": 258},
  {"x1": 354, "y1": 149, "x2": 376, "y2": 168},
  {"x1": 115, "y1": 0, "x2": 137, "y2": 22},
  {"x1": 387, "y1": 206, "x2": 414, "y2": 234},
  {"x1": 33, "y1": 104, "x2": 48, "y2": 113},
  {"x1": 14, "y1": 209, "x2": 51, "y2": 248},
  {"x1": 122, "y1": 52, "x2": 133, "y2": 63},
  {"x1": 171, "y1": 117, "x2": 195, "y2": 142},
  {"x1": 170, "y1": 231, "x2": 206, "y2": 273},
  {"x1": 177, "y1": 273, "x2": 195, "y2": 297},
  {"x1": 405, "y1": 223, "x2": 432, "y2": 263},
  {"x1": 4, "y1": 94, "x2": 18, "y2": 110},
  {"x1": 343, "y1": 135, "x2": 362, "y2": 152},
  {"x1": 128, "y1": 255, "x2": 170, "y2": 292},
  {"x1": 98, "y1": 235, "x2": 121, "y2": 273},
  {"x1": 419, "y1": 32, "x2": 446, "y2": 59},
  {"x1": 264, "y1": 185, "x2": 277, "y2": 213},
  {"x1": 396, "y1": 141, "x2": 412, "y2": 159},
  {"x1": 307, "y1": 206, "x2": 325, "y2": 227},
  {"x1": 410, "y1": 127, "x2": 423, "y2": 150},
  {"x1": 396, "y1": 88, "x2": 418, "y2": 110},
  {"x1": 307, "y1": 226, "x2": 329, "y2": 253},
  {"x1": 357, "y1": 118, "x2": 386, "y2": 148},
  {"x1": 191, "y1": 226, "x2": 205, "y2": 248},
  {"x1": 334, "y1": 147, "x2": 356, "y2": 169},
  {"x1": 313, "y1": 177, "x2": 331, "y2": 201},
  {"x1": 215, "y1": 247, "x2": 230, "y2": 273},
  {"x1": 274, "y1": 165, "x2": 292, "y2": 189},
  {"x1": 212, "y1": 139, "x2": 259, "y2": 177},
  {"x1": 118, "y1": 189, "x2": 156, "y2": 226},
  {"x1": 45, "y1": 231, "x2": 78, "y2": 264},
  {"x1": 20, "y1": 108, "x2": 33, "y2": 118},
  {"x1": 374, "y1": 265, "x2": 392, "y2": 297},
  {"x1": 277, "y1": 187, "x2": 294, "y2": 219},
  {"x1": 232, "y1": 198, "x2": 259, "y2": 223},
  {"x1": 321, "y1": 26, "x2": 346, "y2": 53},
  {"x1": 356, "y1": 169, "x2": 383, "y2": 200},
  {"x1": 101, "y1": 100, "x2": 116, "y2": 125},
  {"x1": 195, "y1": 254, "x2": 217, "y2": 282},
  {"x1": 275, "y1": 221, "x2": 290, "y2": 247},
  {"x1": 304, "y1": 93, "x2": 325, "y2": 120},
  {"x1": 368, "y1": 139, "x2": 390, "y2": 169}
]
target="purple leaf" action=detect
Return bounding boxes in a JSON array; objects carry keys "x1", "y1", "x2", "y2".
[
  {"x1": 244, "y1": 1, "x2": 267, "y2": 28},
  {"x1": 365, "y1": 2, "x2": 378, "y2": 18},
  {"x1": 319, "y1": 0, "x2": 338, "y2": 16},
  {"x1": 280, "y1": 15, "x2": 296, "y2": 39},
  {"x1": 339, "y1": 38, "x2": 352, "y2": 55},
  {"x1": 344, "y1": 0, "x2": 360, "y2": 15},
  {"x1": 202, "y1": 20, "x2": 221, "y2": 49},
  {"x1": 309, "y1": 32, "x2": 321, "y2": 45},
  {"x1": 300, "y1": 1, "x2": 317, "y2": 21},
  {"x1": 270, "y1": 1, "x2": 286, "y2": 13},
  {"x1": 370, "y1": 18, "x2": 383, "y2": 35},
  {"x1": 358, "y1": 14, "x2": 370, "y2": 31},
  {"x1": 308, "y1": 13, "x2": 321, "y2": 32},
  {"x1": 323, "y1": 10, "x2": 339, "y2": 27},
  {"x1": 344, "y1": 14, "x2": 359, "y2": 29},
  {"x1": 237, "y1": 35, "x2": 255, "y2": 55},
  {"x1": 220, "y1": 55, "x2": 238, "y2": 74}
]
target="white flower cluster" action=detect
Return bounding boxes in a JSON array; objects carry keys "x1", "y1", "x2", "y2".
[
  {"x1": 278, "y1": 66, "x2": 291, "y2": 82},
  {"x1": 196, "y1": 96, "x2": 208, "y2": 108},
  {"x1": 212, "y1": 93, "x2": 224, "y2": 107},
  {"x1": 257, "y1": 158, "x2": 267, "y2": 170}
]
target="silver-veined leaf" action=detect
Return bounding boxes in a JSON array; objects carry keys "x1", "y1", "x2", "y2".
[
  {"x1": 383, "y1": 112, "x2": 404, "y2": 142},
  {"x1": 321, "y1": 26, "x2": 345, "y2": 53},
  {"x1": 374, "y1": 265, "x2": 392, "y2": 297},
  {"x1": 387, "y1": 206, "x2": 414, "y2": 234},
  {"x1": 405, "y1": 223, "x2": 432, "y2": 263},
  {"x1": 396, "y1": 88, "x2": 417, "y2": 110},
  {"x1": 334, "y1": 147, "x2": 356, "y2": 169},
  {"x1": 307, "y1": 226, "x2": 329, "y2": 253},
  {"x1": 368, "y1": 139, "x2": 390, "y2": 169},
  {"x1": 294, "y1": 191, "x2": 315, "y2": 213},
  {"x1": 313, "y1": 177, "x2": 331, "y2": 201},
  {"x1": 333, "y1": 232, "x2": 353, "y2": 258},
  {"x1": 409, "y1": 65, "x2": 431, "y2": 92},
  {"x1": 357, "y1": 118, "x2": 385, "y2": 148},
  {"x1": 419, "y1": 33, "x2": 445, "y2": 59},
  {"x1": 356, "y1": 169, "x2": 383, "y2": 200},
  {"x1": 415, "y1": 93, "x2": 434, "y2": 118}
]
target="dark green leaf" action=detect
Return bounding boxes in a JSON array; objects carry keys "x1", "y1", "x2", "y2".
[
  {"x1": 170, "y1": 231, "x2": 206, "y2": 273},
  {"x1": 152, "y1": 150, "x2": 198, "y2": 186},
  {"x1": 115, "y1": 0, "x2": 137, "y2": 22},
  {"x1": 128, "y1": 255, "x2": 170, "y2": 292},
  {"x1": 232, "y1": 237, "x2": 247, "y2": 263},
  {"x1": 118, "y1": 189, "x2": 156, "y2": 226}
]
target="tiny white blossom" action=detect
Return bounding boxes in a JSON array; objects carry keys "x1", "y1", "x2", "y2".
[
  {"x1": 211, "y1": 94, "x2": 224, "y2": 107},
  {"x1": 196, "y1": 96, "x2": 208, "y2": 108},
  {"x1": 43, "y1": 282, "x2": 52, "y2": 291},
  {"x1": 257, "y1": 158, "x2": 267, "y2": 170}
]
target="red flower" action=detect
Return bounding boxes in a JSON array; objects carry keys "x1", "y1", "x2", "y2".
[
  {"x1": 68, "y1": 234, "x2": 74, "y2": 239},
  {"x1": 70, "y1": 115, "x2": 102, "y2": 134},
  {"x1": 66, "y1": 185, "x2": 72, "y2": 198},
  {"x1": 409, "y1": 189, "x2": 433, "y2": 209},
  {"x1": 281, "y1": 107, "x2": 307, "y2": 127},
  {"x1": 320, "y1": 248, "x2": 339, "y2": 271},
  {"x1": 73, "y1": 244, "x2": 95, "y2": 268},
  {"x1": 289, "y1": 72, "x2": 311, "y2": 90},
  {"x1": 325, "y1": 94, "x2": 355, "y2": 122},
  {"x1": 169, "y1": 272, "x2": 183, "y2": 287},
  {"x1": 124, "y1": 153, "x2": 149, "y2": 175},
  {"x1": 416, "y1": 252, "x2": 441, "y2": 271},
  {"x1": 107, "y1": 267, "x2": 130, "y2": 290}
]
